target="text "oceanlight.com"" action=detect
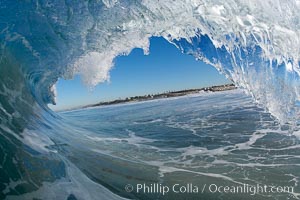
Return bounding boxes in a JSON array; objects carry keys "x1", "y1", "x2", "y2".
[{"x1": 124, "y1": 183, "x2": 294, "y2": 196}]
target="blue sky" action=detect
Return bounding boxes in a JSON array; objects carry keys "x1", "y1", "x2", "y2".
[{"x1": 50, "y1": 37, "x2": 230, "y2": 111}]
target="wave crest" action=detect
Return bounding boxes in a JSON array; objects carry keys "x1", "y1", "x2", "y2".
[{"x1": 1, "y1": 0, "x2": 300, "y2": 123}]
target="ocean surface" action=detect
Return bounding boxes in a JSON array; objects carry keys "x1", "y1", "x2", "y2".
[
  {"x1": 4, "y1": 90, "x2": 297, "y2": 200},
  {"x1": 1, "y1": 1, "x2": 300, "y2": 199}
]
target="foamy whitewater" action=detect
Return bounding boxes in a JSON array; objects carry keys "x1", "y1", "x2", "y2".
[{"x1": 1, "y1": 0, "x2": 300, "y2": 199}]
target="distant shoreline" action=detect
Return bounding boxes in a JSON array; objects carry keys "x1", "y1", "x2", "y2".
[{"x1": 74, "y1": 83, "x2": 235, "y2": 110}]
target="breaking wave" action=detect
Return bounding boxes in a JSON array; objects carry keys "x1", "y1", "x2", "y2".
[
  {"x1": 1, "y1": 0, "x2": 300, "y2": 199},
  {"x1": 1, "y1": 0, "x2": 300, "y2": 122}
]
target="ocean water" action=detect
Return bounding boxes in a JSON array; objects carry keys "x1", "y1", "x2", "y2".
[
  {"x1": 1, "y1": 0, "x2": 300, "y2": 199},
  {"x1": 5, "y1": 90, "x2": 296, "y2": 200}
]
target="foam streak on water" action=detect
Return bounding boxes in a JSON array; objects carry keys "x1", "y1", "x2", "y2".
[{"x1": 56, "y1": 90, "x2": 300, "y2": 199}]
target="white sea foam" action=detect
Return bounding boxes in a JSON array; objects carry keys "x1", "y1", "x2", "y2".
[
  {"x1": 85, "y1": 129, "x2": 156, "y2": 146},
  {"x1": 22, "y1": 129, "x2": 56, "y2": 153}
]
